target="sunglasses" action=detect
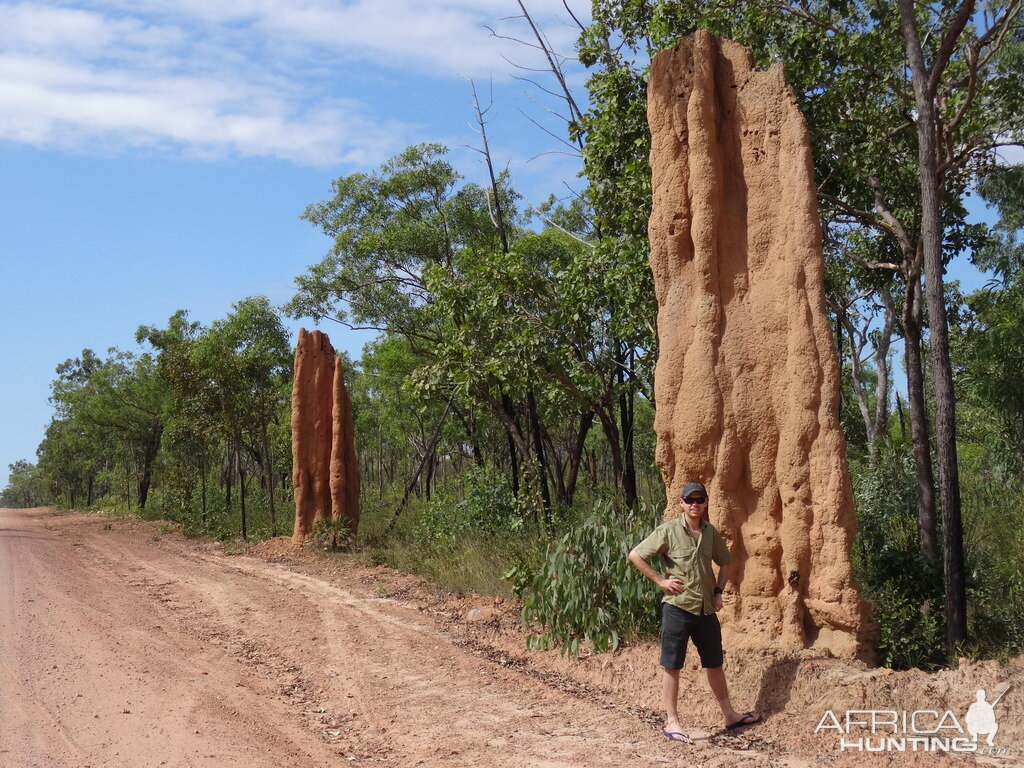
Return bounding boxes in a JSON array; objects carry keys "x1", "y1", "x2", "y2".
[{"x1": 682, "y1": 496, "x2": 707, "y2": 504}]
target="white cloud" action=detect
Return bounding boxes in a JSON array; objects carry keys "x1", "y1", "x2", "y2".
[
  {"x1": 0, "y1": 3, "x2": 182, "y2": 58},
  {"x1": 0, "y1": 0, "x2": 588, "y2": 163},
  {"x1": 66, "y1": 0, "x2": 587, "y2": 77},
  {"x1": 0, "y1": 53, "x2": 409, "y2": 163}
]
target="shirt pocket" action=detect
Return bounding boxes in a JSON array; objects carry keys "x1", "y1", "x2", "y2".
[{"x1": 698, "y1": 537, "x2": 714, "y2": 561}]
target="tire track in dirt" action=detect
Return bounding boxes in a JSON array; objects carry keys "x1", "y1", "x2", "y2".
[
  {"x1": 0, "y1": 509, "x2": 387, "y2": 768},
  {"x1": 81, "y1": 529, "x2": 676, "y2": 767},
  {"x1": 19, "y1": 509, "x2": 901, "y2": 767}
]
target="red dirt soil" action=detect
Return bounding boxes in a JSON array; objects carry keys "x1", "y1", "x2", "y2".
[{"x1": 2, "y1": 507, "x2": 1021, "y2": 767}]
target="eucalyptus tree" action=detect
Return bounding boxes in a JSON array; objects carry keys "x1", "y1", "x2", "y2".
[
  {"x1": 50, "y1": 348, "x2": 166, "y2": 509},
  {"x1": 137, "y1": 310, "x2": 213, "y2": 518},
  {"x1": 200, "y1": 297, "x2": 292, "y2": 536},
  {"x1": 1, "y1": 460, "x2": 44, "y2": 508},
  {"x1": 291, "y1": 144, "x2": 587, "y2": 513},
  {"x1": 35, "y1": 417, "x2": 102, "y2": 507},
  {"x1": 290, "y1": 143, "x2": 529, "y2": 495},
  {"x1": 292, "y1": 143, "x2": 658, "y2": 512},
  {"x1": 138, "y1": 300, "x2": 292, "y2": 535}
]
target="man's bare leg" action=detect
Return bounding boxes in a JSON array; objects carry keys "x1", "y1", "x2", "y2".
[
  {"x1": 661, "y1": 667, "x2": 692, "y2": 742},
  {"x1": 708, "y1": 667, "x2": 765, "y2": 729},
  {"x1": 706, "y1": 666, "x2": 743, "y2": 723}
]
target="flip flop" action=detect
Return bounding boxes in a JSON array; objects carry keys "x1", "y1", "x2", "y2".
[
  {"x1": 662, "y1": 730, "x2": 693, "y2": 744},
  {"x1": 725, "y1": 711, "x2": 762, "y2": 731}
]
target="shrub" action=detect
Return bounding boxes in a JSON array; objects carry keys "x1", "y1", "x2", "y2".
[
  {"x1": 509, "y1": 500, "x2": 662, "y2": 655},
  {"x1": 312, "y1": 517, "x2": 355, "y2": 551},
  {"x1": 851, "y1": 451, "x2": 947, "y2": 669},
  {"x1": 412, "y1": 465, "x2": 530, "y2": 546}
]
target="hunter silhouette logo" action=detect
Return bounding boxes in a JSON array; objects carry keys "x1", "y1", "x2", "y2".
[
  {"x1": 965, "y1": 681, "x2": 1011, "y2": 747},
  {"x1": 814, "y1": 680, "x2": 1015, "y2": 754}
]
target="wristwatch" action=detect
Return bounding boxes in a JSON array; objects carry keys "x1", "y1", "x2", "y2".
[{"x1": 713, "y1": 587, "x2": 723, "y2": 595}]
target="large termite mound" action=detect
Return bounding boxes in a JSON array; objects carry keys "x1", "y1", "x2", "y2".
[
  {"x1": 329, "y1": 357, "x2": 360, "y2": 534},
  {"x1": 291, "y1": 328, "x2": 360, "y2": 542},
  {"x1": 648, "y1": 31, "x2": 874, "y2": 660}
]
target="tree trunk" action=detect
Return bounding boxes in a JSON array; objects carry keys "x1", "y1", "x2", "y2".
[
  {"x1": 136, "y1": 421, "x2": 163, "y2": 510},
  {"x1": 137, "y1": 469, "x2": 152, "y2": 510},
  {"x1": 896, "y1": 391, "x2": 907, "y2": 441},
  {"x1": 617, "y1": 344, "x2": 638, "y2": 507},
  {"x1": 200, "y1": 450, "x2": 208, "y2": 528},
  {"x1": 452, "y1": 405, "x2": 485, "y2": 468},
  {"x1": 261, "y1": 407, "x2": 277, "y2": 536},
  {"x1": 424, "y1": 448, "x2": 434, "y2": 501},
  {"x1": 904, "y1": 271, "x2": 939, "y2": 562},
  {"x1": 500, "y1": 393, "x2": 522, "y2": 495},
  {"x1": 224, "y1": 442, "x2": 233, "y2": 516},
  {"x1": 899, "y1": 0, "x2": 968, "y2": 649},
  {"x1": 527, "y1": 389, "x2": 553, "y2": 528},
  {"x1": 541, "y1": 427, "x2": 568, "y2": 506},
  {"x1": 237, "y1": 438, "x2": 247, "y2": 540},
  {"x1": 595, "y1": 405, "x2": 624, "y2": 494},
  {"x1": 870, "y1": 285, "x2": 896, "y2": 466},
  {"x1": 565, "y1": 410, "x2": 594, "y2": 505}
]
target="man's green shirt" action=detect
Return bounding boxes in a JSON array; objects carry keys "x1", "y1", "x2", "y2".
[{"x1": 633, "y1": 517, "x2": 731, "y2": 614}]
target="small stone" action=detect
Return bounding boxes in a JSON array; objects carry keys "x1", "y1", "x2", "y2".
[{"x1": 466, "y1": 607, "x2": 499, "y2": 623}]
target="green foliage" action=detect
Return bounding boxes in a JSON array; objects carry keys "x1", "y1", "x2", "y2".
[
  {"x1": 958, "y1": 447, "x2": 1024, "y2": 658},
  {"x1": 312, "y1": 517, "x2": 355, "y2": 551},
  {"x1": 412, "y1": 466, "x2": 530, "y2": 547},
  {"x1": 510, "y1": 500, "x2": 661, "y2": 655},
  {"x1": 959, "y1": 165, "x2": 1024, "y2": 464},
  {"x1": 851, "y1": 454, "x2": 946, "y2": 671},
  {"x1": 851, "y1": 452, "x2": 947, "y2": 669},
  {"x1": 1, "y1": 460, "x2": 44, "y2": 507},
  {"x1": 871, "y1": 584, "x2": 945, "y2": 670},
  {"x1": 292, "y1": 142, "x2": 663, "y2": 512}
]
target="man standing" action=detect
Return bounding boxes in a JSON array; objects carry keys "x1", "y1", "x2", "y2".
[{"x1": 628, "y1": 482, "x2": 762, "y2": 744}]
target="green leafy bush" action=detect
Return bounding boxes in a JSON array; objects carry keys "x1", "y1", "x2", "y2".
[
  {"x1": 509, "y1": 500, "x2": 661, "y2": 655},
  {"x1": 872, "y1": 585, "x2": 944, "y2": 669},
  {"x1": 412, "y1": 466, "x2": 530, "y2": 546},
  {"x1": 851, "y1": 452, "x2": 947, "y2": 669},
  {"x1": 312, "y1": 517, "x2": 355, "y2": 551}
]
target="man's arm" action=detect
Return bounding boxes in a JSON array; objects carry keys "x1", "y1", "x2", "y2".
[
  {"x1": 710, "y1": 526, "x2": 732, "y2": 610},
  {"x1": 713, "y1": 561, "x2": 730, "y2": 611},
  {"x1": 628, "y1": 549, "x2": 685, "y2": 596}
]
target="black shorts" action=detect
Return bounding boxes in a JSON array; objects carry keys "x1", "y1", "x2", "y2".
[{"x1": 659, "y1": 603, "x2": 724, "y2": 670}]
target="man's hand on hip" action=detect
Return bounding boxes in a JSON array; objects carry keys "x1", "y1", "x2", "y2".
[{"x1": 660, "y1": 577, "x2": 685, "y2": 595}]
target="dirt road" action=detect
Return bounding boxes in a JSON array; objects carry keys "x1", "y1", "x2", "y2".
[
  {"x1": 0, "y1": 507, "x2": 694, "y2": 768},
  {"x1": 5, "y1": 508, "x2": 1020, "y2": 768}
]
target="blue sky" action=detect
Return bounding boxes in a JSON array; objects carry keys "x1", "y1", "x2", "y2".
[
  {"x1": 0, "y1": 1, "x2": 1012, "y2": 490},
  {"x1": 0, "y1": 0, "x2": 591, "y2": 487}
]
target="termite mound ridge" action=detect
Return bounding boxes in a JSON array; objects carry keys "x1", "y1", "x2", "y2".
[
  {"x1": 291, "y1": 328, "x2": 359, "y2": 542},
  {"x1": 648, "y1": 31, "x2": 875, "y2": 660}
]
